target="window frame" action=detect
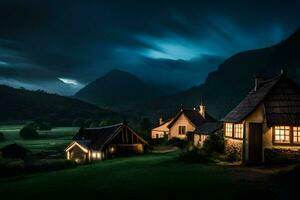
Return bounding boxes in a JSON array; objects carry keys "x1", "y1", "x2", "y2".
[
  {"x1": 178, "y1": 125, "x2": 186, "y2": 135},
  {"x1": 293, "y1": 127, "x2": 300, "y2": 144},
  {"x1": 233, "y1": 123, "x2": 244, "y2": 140},
  {"x1": 272, "y1": 126, "x2": 300, "y2": 146},
  {"x1": 224, "y1": 123, "x2": 233, "y2": 138}
]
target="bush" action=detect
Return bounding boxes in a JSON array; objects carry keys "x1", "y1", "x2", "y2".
[
  {"x1": 38, "y1": 122, "x2": 52, "y2": 131},
  {"x1": 264, "y1": 148, "x2": 300, "y2": 164},
  {"x1": 203, "y1": 130, "x2": 224, "y2": 154},
  {"x1": 20, "y1": 123, "x2": 39, "y2": 139},
  {"x1": 168, "y1": 137, "x2": 188, "y2": 148},
  {"x1": 0, "y1": 132, "x2": 4, "y2": 141},
  {"x1": 225, "y1": 146, "x2": 241, "y2": 162}
]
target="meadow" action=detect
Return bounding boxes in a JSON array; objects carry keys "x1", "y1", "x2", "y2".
[
  {"x1": 0, "y1": 122, "x2": 78, "y2": 153},
  {"x1": 0, "y1": 123, "x2": 298, "y2": 200}
]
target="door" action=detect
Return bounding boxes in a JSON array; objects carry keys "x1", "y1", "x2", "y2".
[{"x1": 248, "y1": 123, "x2": 263, "y2": 163}]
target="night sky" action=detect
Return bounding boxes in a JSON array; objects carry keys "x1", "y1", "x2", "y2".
[{"x1": 0, "y1": 0, "x2": 300, "y2": 95}]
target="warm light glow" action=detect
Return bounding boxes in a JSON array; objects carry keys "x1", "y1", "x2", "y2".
[
  {"x1": 92, "y1": 152, "x2": 97, "y2": 158},
  {"x1": 97, "y1": 152, "x2": 101, "y2": 159},
  {"x1": 274, "y1": 126, "x2": 290, "y2": 143},
  {"x1": 293, "y1": 127, "x2": 300, "y2": 143},
  {"x1": 225, "y1": 123, "x2": 233, "y2": 137},
  {"x1": 65, "y1": 142, "x2": 89, "y2": 153},
  {"x1": 234, "y1": 124, "x2": 243, "y2": 139},
  {"x1": 109, "y1": 147, "x2": 115, "y2": 153}
]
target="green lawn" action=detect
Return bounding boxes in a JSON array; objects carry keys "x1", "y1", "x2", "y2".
[
  {"x1": 0, "y1": 151, "x2": 269, "y2": 200},
  {"x1": 0, "y1": 124, "x2": 78, "y2": 153}
]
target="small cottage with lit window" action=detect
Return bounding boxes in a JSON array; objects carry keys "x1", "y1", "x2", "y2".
[
  {"x1": 222, "y1": 73, "x2": 300, "y2": 163},
  {"x1": 151, "y1": 118, "x2": 173, "y2": 139},
  {"x1": 65, "y1": 123, "x2": 148, "y2": 162},
  {"x1": 151, "y1": 104, "x2": 221, "y2": 147}
]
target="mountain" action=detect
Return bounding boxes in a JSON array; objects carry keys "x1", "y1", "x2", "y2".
[
  {"x1": 0, "y1": 85, "x2": 119, "y2": 125},
  {"x1": 144, "y1": 28, "x2": 300, "y2": 120},
  {"x1": 74, "y1": 69, "x2": 181, "y2": 111}
]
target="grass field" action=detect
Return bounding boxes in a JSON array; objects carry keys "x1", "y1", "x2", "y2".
[
  {"x1": 0, "y1": 123, "x2": 78, "y2": 153},
  {"x1": 0, "y1": 123, "x2": 297, "y2": 199},
  {"x1": 0, "y1": 151, "x2": 280, "y2": 200}
]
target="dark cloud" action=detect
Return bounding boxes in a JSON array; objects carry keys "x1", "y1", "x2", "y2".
[{"x1": 0, "y1": 0, "x2": 300, "y2": 95}]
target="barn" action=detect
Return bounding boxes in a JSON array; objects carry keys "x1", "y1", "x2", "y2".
[{"x1": 65, "y1": 123, "x2": 148, "y2": 162}]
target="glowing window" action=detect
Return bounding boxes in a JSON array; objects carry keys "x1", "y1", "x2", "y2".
[
  {"x1": 274, "y1": 126, "x2": 290, "y2": 143},
  {"x1": 293, "y1": 127, "x2": 300, "y2": 143},
  {"x1": 225, "y1": 123, "x2": 233, "y2": 137},
  {"x1": 234, "y1": 124, "x2": 243, "y2": 139},
  {"x1": 92, "y1": 152, "x2": 97, "y2": 158}
]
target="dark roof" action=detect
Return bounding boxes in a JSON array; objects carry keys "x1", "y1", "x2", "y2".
[
  {"x1": 0, "y1": 143, "x2": 31, "y2": 153},
  {"x1": 73, "y1": 123, "x2": 147, "y2": 150},
  {"x1": 73, "y1": 123, "x2": 123, "y2": 150},
  {"x1": 194, "y1": 122, "x2": 223, "y2": 135},
  {"x1": 168, "y1": 109, "x2": 217, "y2": 129},
  {"x1": 222, "y1": 74, "x2": 300, "y2": 126}
]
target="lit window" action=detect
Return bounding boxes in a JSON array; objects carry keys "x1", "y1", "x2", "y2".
[
  {"x1": 179, "y1": 126, "x2": 186, "y2": 135},
  {"x1": 293, "y1": 127, "x2": 300, "y2": 143},
  {"x1": 234, "y1": 124, "x2": 243, "y2": 139},
  {"x1": 92, "y1": 152, "x2": 97, "y2": 158},
  {"x1": 225, "y1": 123, "x2": 233, "y2": 137},
  {"x1": 274, "y1": 126, "x2": 290, "y2": 143},
  {"x1": 97, "y1": 152, "x2": 101, "y2": 159}
]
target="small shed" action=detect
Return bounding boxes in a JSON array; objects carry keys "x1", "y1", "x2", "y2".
[
  {"x1": 0, "y1": 143, "x2": 31, "y2": 160},
  {"x1": 65, "y1": 123, "x2": 148, "y2": 162}
]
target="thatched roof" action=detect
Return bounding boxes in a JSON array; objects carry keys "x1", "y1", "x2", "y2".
[
  {"x1": 72, "y1": 123, "x2": 147, "y2": 150},
  {"x1": 222, "y1": 74, "x2": 300, "y2": 126},
  {"x1": 168, "y1": 109, "x2": 216, "y2": 129}
]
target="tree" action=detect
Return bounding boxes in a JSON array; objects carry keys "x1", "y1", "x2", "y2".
[
  {"x1": 0, "y1": 132, "x2": 4, "y2": 141},
  {"x1": 72, "y1": 118, "x2": 85, "y2": 127},
  {"x1": 38, "y1": 122, "x2": 52, "y2": 131},
  {"x1": 140, "y1": 117, "x2": 152, "y2": 131},
  {"x1": 19, "y1": 123, "x2": 39, "y2": 139},
  {"x1": 99, "y1": 119, "x2": 114, "y2": 127}
]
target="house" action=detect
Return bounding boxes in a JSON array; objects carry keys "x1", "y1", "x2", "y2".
[
  {"x1": 151, "y1": 117, "x2": 172, "y2": 139},
  {"x1": 65, "y1": 122, "x2": 148, "y2": 162},
  {"x1": 151, "y1": 104, "x2": 221, "y2": 147},
  {"x1": 222, "y1": 73, "x2": 300, "y2": 163},
  {"x1": 0, "y1": 143, "x2": 31, "y2": 160}
]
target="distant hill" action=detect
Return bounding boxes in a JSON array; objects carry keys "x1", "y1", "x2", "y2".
[
  {"x1": 144, "y1": 28, "x2": 300, "y2": 120},
  {"x1": 0, "y1": 85, "x2": 119, "y2": 125},
  {"x1": 74, "y1": 69, "x2": 181, "y2": 111}
]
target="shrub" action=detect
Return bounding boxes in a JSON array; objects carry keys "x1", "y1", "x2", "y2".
[
  {"x1": 20, "y1": 123, "x2": 39, "y2": 139},
  {"x1": 38, "y1": 122, "x2": 52, "y2": 131},
  {"x1": 203, "y1": 130, "x2": 224, "y2": 154},
  {"x1": 225, "y1": 146, "x2": 241, "y2": 162},
  {"x1": 0, "y1": 132, "x2": 4, "y2": 141},
  {"x1": 264, "y1": 148, "x2": 300, "y2": 164},
  {"x1": 168, "y1": 137, "x2": 188, "y2": 148}
]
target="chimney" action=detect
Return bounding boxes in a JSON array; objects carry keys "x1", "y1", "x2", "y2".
[
  {"x1": 254, "y1": 76, "x2": 264, "y2": 91},
  {"x1": 199, "y1": 104, "x2": 205, "y2": 119},
  {"x1": 159, "y1": 117, "x2": 164, "y2": 125}
]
